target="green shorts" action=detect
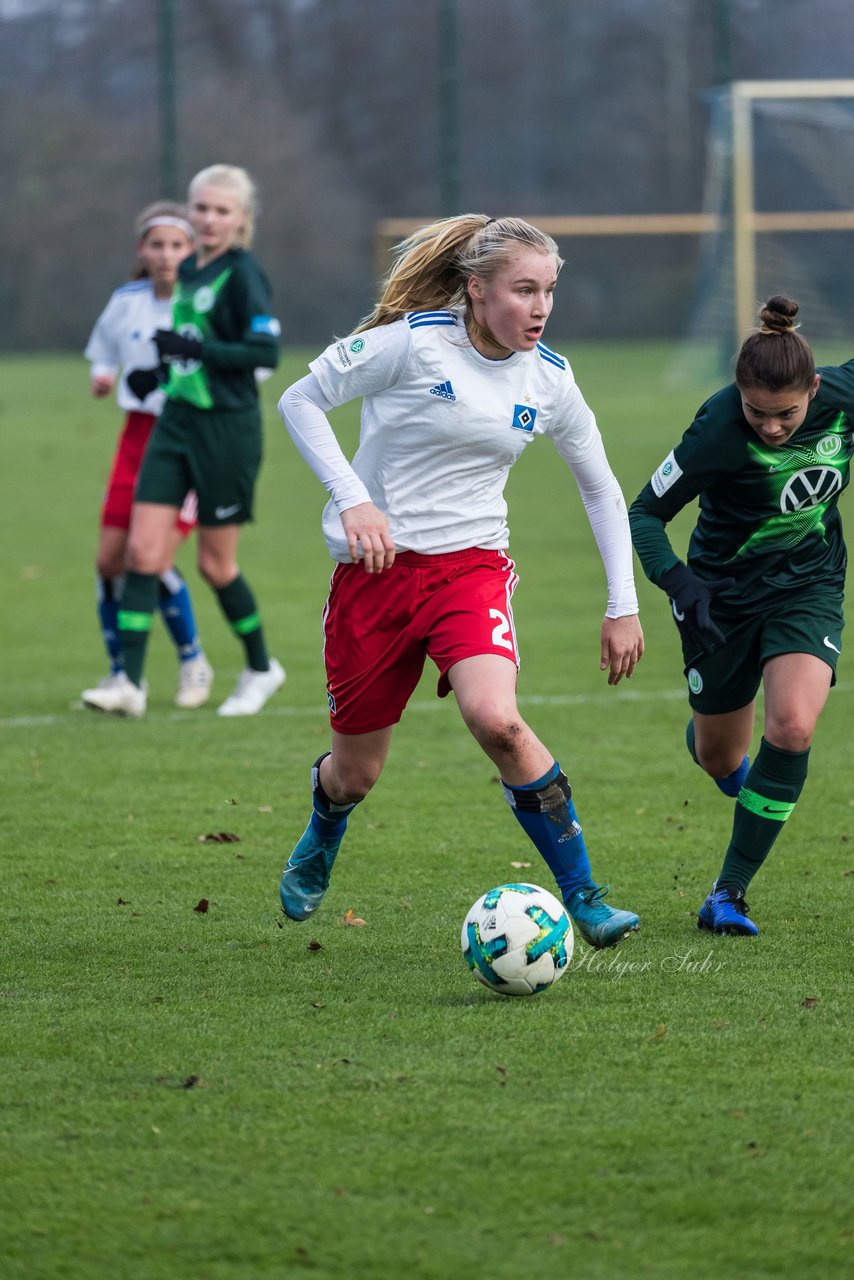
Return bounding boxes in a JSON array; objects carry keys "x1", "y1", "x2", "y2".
[
  {"x1": 683, "y1": 591, "x2": 844, "y2": 714},
  {"x1": 135, "y1": 399, "x2": 262, "y2": 526}
]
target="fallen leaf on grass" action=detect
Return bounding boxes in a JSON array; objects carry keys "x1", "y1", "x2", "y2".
[
  {"x1": 648, "y1": 1024, "x2": 667, "y2": 1043},
  {"x1": 193, "y1": 899, "x2": 210, "y2": 914},
  {"x1": 197, "y1": 832, "x2": 240, "y2": 843},
  {"x1": 307, "y1": 940, "x2": 323, "y2": 951},
  {"x1": 801, "y1": 997, "x2": 819, "y2": 1008},
  {"x1": 510, "y1": 861, "x2": 531, "y2": 869},
  {"x1": 342, "y1": 909, "x2": 366, "y2": 926}
]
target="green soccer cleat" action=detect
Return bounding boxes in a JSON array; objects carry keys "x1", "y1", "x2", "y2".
[{"x1": 565, "y1": 884, "x2": 640, "y2": 949}]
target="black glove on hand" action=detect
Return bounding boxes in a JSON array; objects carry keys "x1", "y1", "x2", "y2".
[
  {"x1": 658, "y1": 562, "x2": 735, "y2": 656},
  {"x1": 153, "y1": 328, "x2": 203, "y2": 361},
  {"x1": 126, "y1": 364, "x2": 168, "y2": 401}
]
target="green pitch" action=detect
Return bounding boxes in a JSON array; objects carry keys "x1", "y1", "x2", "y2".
[{"x1": 1, "y1": 350, "x2": 851, "y2": 1279}]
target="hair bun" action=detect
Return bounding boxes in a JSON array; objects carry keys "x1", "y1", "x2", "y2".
[{"x1": 759, "y1": 295, "x2": 798, "y2": 335}]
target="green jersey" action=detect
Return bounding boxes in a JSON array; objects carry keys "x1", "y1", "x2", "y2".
[
  {"x1": 164, "y1": 247, "x2": 281, "y2": 411},
  {"x1": 630, "y1": 361, "x2": 854, "y2": 613}
]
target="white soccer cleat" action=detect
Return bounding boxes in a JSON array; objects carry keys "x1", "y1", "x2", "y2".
[
  {"x1": 81, "y1": 672, "x2": 125, "y2": 699},
  {"x1": 175, "y1": 654, "x2": 214, "y2": 709},
  {"x1": 217, "y1": 658, "x2": 285, "y2": 717},
  {"x1": 82, "y1": 672, "x2": 147, "y2": 718}
]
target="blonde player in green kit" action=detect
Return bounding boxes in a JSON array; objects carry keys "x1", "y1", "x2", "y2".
[
  {"x1": 85, "y1": 165, "x2": 285, "y2": 719},
  {"x1": 630, "y1": 296, "x2": 853, "y2": 936}
]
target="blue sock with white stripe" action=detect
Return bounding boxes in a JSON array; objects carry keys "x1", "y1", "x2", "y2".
[
  {"x1": 502, "y1": 761, "x2": 593, "y2": 901},
  {"x1": 158, "y1": 567, "x2": 202, "y2": 661},
  {"x1": 96, "y1": 575, "x2": 124, "y2": 674}
]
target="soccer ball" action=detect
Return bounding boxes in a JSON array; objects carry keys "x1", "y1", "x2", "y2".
[{"x1": 461, "y1": 882, "x2": 573, "y2": 997}]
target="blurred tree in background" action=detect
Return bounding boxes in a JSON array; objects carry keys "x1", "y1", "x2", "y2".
[{"x1": 2, "y1": 0, "x2": 853, "y2": 350}]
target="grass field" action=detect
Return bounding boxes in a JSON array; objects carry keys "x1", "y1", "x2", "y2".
[{"x1": 2, "y1": 348, "x2": 852, "y2": 1279}]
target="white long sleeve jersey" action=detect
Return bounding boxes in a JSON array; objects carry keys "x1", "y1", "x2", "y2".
[
  {"x1": 280, "y1": 310, "x2": 638, "y2": 617},
  {"x1": 84, "y1": 279, "x2": 173, "y2": 414}
]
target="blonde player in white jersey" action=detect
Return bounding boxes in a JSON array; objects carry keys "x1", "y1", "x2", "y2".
[
  {"x1": 81, "y1": 202, "x2": 213, "y2": 713},
  {"x1": 278, "y1": 214, "x2": 644, "y2": 948}
]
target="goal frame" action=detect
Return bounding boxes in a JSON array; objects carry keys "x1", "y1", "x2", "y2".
[
  {"x1": 376, "y1": 79, "x2": 854, "y2": 343},
  {"x1": 729, "y1": 79, "x2": 854, "y2": 338}
]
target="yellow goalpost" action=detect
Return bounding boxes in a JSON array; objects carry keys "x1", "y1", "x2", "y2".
[{"x1": 377, "y1": 79, "x2": 854, "y2": 344}]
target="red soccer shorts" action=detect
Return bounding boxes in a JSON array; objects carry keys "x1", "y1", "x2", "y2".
[
  {"x1": 101, "y1": 411, "x2": 197, "y2": 536},
  {"x1": 321, "y1": 547, "x2": 520, "y2": 734}
]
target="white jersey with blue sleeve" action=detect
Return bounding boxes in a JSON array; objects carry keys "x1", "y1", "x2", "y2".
[
  {"x1": 286, "y1": 310, "x2": 638, "y2": 615},
  {"x1": 84, "y1": 279, "x2": 173, "y2": 413}
]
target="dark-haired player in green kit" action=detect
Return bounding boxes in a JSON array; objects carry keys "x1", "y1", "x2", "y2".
[
  {"x1": 85, "y1": 164, "x2": 285, "y2": 719},
  {"x1": 630, "y1": 295, "x2": 853, "y2": 936}
]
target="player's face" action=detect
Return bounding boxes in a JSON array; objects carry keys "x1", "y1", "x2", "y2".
[
  {"x1": 738, "y1": 376, "x2": 820, "y2": 447},
  {"x1": 138, "y1": 226, "x2": 193, "y2": 293},
  {"x1": 189, "y1": 184, "x2": 246, "y2": 263},
  {"x1": 466, "y1": 249, "x2": 557, "y2": 358}
]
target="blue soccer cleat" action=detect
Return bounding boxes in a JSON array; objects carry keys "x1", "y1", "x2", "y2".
[
  {"x1": 697, "y1": 883, "x2": 759, "y2": 936},
  {"x1": 279, "y1": 823, "x2": 342, "y2": 921},
  {"x1": 565, "y1": 884, "x2": 640, "y2": 949}
]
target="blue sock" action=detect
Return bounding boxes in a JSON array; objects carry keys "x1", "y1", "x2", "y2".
[
  {"x1": 96, "y1": 575, "x2": 124, "y2": 674},
  {"x1": 502, "y1": 761, "x2": 593, "y2": 902},
  {"x1": 158, "y1": 568, "x2": 202, "y2": 661},
  {"x1": 686, "y1": 721, "x2": 749, "y2": 798},
  {"x1": 309, "y1": 753, "x2": 359, "y2": 841}
]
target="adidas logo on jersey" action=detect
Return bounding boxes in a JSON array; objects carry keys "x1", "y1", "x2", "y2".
[{"x1": 429, "y1": 380, "x2": 456, "y2": 401}]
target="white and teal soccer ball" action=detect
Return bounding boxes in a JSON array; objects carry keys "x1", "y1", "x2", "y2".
[{"x1": 461, "y1": 882, "x2": 573, "y2": 997}]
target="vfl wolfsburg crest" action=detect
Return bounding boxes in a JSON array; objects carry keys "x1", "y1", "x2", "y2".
[
  {"x1": 193, "y1": 286, "x2": 216, "y2": 314},
  {"x1": 817, "y1": 434, "x2": 842, "y2": 458}
]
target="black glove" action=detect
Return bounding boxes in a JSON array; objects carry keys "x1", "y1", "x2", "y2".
[
  {"x1": 658, "y1": 562, "x2": 734, "y2": 656},
  {"x1": 126, "y1": 364, "x2": 168, "y2": 401},
  {"x1": 153, "y1": 328, "x2": 204, "y2": 361}
]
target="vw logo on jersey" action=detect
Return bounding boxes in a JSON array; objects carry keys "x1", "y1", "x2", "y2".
[
  {"x1": 816, "y1": 434, "x2": 842, "y2": 458},
  {"x1": 193, "y1": 286, "x2": 216, "y2": 314},
  {"x1": 780, "y1": 466, "x2": 843, "y2": 511},
  {"x1": 512, "y1": 404, "x2": 537, "y2": 432}
]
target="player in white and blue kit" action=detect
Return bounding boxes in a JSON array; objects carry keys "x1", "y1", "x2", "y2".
[
  {"x1": 278, "y1": 214, "x2": 644, "y2": 947},
  {"x1": 81, "y1": 202, "x2": 213, "y2": 712}
]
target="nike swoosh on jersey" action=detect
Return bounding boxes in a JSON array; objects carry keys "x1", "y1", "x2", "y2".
[
  {"x1": 823, "y1": 636, "x2": 842, "y2": 654},
  {"x1": 215, "y1": 504, "x2": 242, "y2": 519}
]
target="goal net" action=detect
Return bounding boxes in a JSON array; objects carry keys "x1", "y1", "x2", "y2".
[{"x1": 669, "y1": 79, "x2": 854, "y2": 384}]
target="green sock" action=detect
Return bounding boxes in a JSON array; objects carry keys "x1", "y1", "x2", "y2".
[
  {"x1": 215, "y1": 574, "x2": 269, "y2": 671},
  {"x1": 117, "y1": 570, "x2": 159, "y2": 687},
  {"x1": 718, "y1": 736, "x2": 809, "y2": 894}
]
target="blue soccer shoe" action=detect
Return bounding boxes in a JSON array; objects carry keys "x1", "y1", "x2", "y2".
[
  {"x1": 697, "y1": 883, "x2": 759, "y2": 936},
  {"x1": 565, "y1": 884, "x2": 640, "y2": 949}
]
